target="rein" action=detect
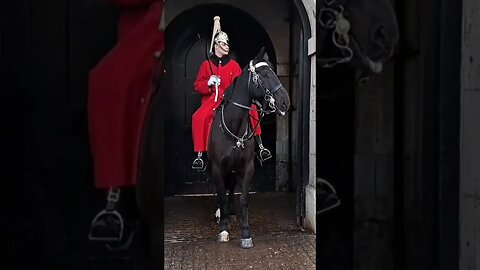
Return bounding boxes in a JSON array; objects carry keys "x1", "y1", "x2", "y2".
[{"x1": 219, "y1": 104, "x2": 259, "y2": 149}]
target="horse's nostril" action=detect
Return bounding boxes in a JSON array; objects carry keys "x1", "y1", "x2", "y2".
[{"x1": 372, "y1": 26, "x2": 389, "y2": 50}]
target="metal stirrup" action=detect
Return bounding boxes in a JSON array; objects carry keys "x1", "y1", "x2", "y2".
[
  {"x1": 88, "y1": 187, "x2": 124, "y2": 242},
  {"x1": 192, "y1": 152, "x2": 205, "y2": 171},
  {"x1": 106, "y1": 187, "x2": 120, "y2": 210},
  {"x1": 258, "y1": 144, "x2": 272, "y2": 160},
  {"x1": 256, "y1": 144, "x2": 272, "y2": 166}
]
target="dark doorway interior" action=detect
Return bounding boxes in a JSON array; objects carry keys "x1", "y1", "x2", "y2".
[{"x1": 316, "y1": 65, "x2": 356, "y2": 269}]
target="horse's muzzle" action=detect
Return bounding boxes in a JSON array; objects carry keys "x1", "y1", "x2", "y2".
[{"x1": 277, "y1": 98, "x2": 290, "y2": 116}]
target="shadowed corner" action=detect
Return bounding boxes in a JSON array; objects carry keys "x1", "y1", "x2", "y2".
[{"x1": 317, "y1": 178, "x2": 341, "y2": 216}]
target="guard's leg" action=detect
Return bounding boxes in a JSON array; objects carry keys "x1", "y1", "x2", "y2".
[{"x1": 192, "y1": 103, "x2": 213, "y2": 171}]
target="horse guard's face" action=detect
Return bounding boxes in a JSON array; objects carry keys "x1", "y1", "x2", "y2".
[{"x1": 250, "y1": 57, "x2": 290, "y2": 117}]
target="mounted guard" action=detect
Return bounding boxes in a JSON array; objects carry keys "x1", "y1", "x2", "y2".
[{"x1": 191, "y1": 16, "x2": 272, "y2": 171}]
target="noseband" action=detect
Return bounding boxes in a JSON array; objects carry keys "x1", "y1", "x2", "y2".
[{"x1": 318, "y1": 0, "x2": 354, "y2": 67}]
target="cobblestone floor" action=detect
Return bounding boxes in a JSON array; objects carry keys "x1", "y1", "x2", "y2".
[{"x1": 164, "y1": 192, "x2": 316, "y2": 270}]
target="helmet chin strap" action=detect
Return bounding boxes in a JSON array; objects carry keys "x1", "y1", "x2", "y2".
[
  {"x1": 219, "y1": 48, "x2": 228, "y2": 55},
  {"x1": 215, "y1": 43, "x2": 229, "y2": 55}
]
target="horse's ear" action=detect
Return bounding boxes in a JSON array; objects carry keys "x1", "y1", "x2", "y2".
[
  {"x1": 256, "y1": 47, "x2": 266, "y2": 60},
  {"x1": 263, "y1": 51, "x2": 269, "y2": 61}
]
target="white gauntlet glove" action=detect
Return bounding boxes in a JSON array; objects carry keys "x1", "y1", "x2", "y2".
[{"x1": 207, "y1": 75, "x2": 221, "y2": 87}]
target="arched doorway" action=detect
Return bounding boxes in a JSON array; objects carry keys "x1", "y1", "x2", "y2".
[{"x1": 164, "y1": 4, "x2": 277, "y2": 196}]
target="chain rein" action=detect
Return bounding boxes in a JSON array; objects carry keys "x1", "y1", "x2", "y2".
[{"x1": 318, "y1": 0, "x2": 354, "y2": 67}]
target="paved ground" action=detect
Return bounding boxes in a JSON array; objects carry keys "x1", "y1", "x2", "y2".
[{"x1": 164, "y1": 192, "x2": 316, "y2": 269}]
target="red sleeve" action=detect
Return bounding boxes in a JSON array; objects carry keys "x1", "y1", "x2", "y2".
[{"x1": 194, "y1": 61, "x2": 212, "y2": 95}]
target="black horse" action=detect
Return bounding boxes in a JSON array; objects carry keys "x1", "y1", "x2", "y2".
[{"x1": 207, "y1": 47, "x2": 290, "y2": 248}]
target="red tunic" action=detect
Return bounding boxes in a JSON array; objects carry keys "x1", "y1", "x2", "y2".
[
  {"x1": 88, "y1": 0, "x2": 164, "y2": 189},
  {"x1": 192, "y1": 55, "x2": 262, "y2": 152}
]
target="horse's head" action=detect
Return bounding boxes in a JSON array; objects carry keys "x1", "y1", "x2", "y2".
[
  {"x1": 318, "y1": 0, "x2": 399, "y2": 74},
  {"x1": 248, "y1": 48, "x2": 290, "y2": 117}
]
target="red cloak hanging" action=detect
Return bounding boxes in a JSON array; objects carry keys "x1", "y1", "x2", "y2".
[{"x1": 88, "y1": 0, "x2": 164, "y2": 189}]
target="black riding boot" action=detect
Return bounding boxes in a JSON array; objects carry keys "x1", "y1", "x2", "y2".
[
  {"x1": 255, "y1": 135, "x2": 272, "y2": 165},
  {"x1": 192, "y1": 152, "x2": 207, "y2": 171}
]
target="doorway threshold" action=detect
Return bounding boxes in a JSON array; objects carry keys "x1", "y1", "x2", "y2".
[{"x1": 173, "y1": 191, "x2": 258, "y2": 197}]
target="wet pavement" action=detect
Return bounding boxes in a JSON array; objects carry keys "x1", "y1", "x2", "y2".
[{"x1": 164, "y1": 192, "x2": 316, "y2": 269}]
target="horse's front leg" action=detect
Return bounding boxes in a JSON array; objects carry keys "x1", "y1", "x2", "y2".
[
  {"x1": 227, "y1": 175, "x2": 237, "y2": 222},
  {"x1": 213, "y1": 164, "x2": 230, "y2": 242},
  {"x1": 214, "y1": 179, "x2": 235, "y2": 224},
  {"x1": 239, "y1": 161, "x2": 254, "y2": 248}
]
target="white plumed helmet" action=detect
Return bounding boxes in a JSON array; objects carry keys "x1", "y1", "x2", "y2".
[
  {"x1": 214, "y1": 31, "x2": 229, "y2": 45},
  {"x1": 209, "y1": 16, "x2": 230, "y2": 53}
]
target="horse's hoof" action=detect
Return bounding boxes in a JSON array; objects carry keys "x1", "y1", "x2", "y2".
[
  {"x1": 214, "y1": 208, "x2": 220, "y2": 224},
  {"x1": 217, "y1": 230, "x2": 229, "y2": 242},
  {"x1": 240, "y1": 238, "x2": 253, "y2": 249}
]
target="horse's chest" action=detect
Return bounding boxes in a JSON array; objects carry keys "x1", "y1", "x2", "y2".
[{"x1": 221, "y1": 147, "x2": 251, "y2": 168}]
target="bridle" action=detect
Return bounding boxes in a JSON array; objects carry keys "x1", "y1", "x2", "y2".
[
  {"x1": 219, "y1": 59, "x2": 283, "y2": 149},
  {"x1": 318, "y1": 0, "x2": 354, "y2": 68},
  {"x1": 227, "y1": 60, "x2": 282, "y2": 114}
]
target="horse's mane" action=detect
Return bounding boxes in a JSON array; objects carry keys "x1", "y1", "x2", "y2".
[
  {"x1": 222, "y1": 56, "x2": 274, "y2": 104},
  {"x1": 221, "y1": 65, "x2": 249, "y2": 105}
]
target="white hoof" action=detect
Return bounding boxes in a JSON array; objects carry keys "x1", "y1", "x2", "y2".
[
  {"x1": 217, "y1": 230, "x2": 229, "y2": 242},
  {"x1": 240, "y1": 238, "x2": 253, "y2": 249},
  {"x1": 215, "y1": 208, "x2": 220, "y2": 224}
]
